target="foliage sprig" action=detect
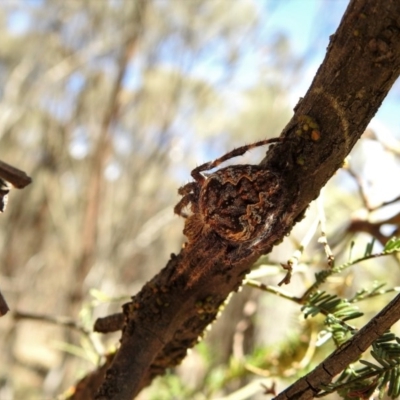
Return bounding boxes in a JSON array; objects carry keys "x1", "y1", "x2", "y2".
[{"x1": 319, "y1": 332, "x2": 400, "y2": 399}]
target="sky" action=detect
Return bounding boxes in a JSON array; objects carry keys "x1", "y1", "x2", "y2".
[
  {"x1": 266, "y1": 0, "x2": 400, "y2": 138},
  {"x1": 266, "y1": 1, "x2": 347, "y2": 102}
]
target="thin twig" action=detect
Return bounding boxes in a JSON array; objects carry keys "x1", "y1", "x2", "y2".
[
  {"x1": 301, "y1": 250, "x2": 394, "y2": 301},
  {"x1": 317, "y1": 192, "x2": 334, "y2": 267},
  {"x1": 245, "y1": 279, "x2": 301, "y2": 303},
  {"x1": 94, "y1": 313, "x2": 124, "y2": 333},
  {"x1": 278, "y1": 215, "x2": 319, "y2": 285},
  {"x1": 287, "y1": 217, "x2": 319, "y2": 270},
  {"x1": 12, "y1": 310, "x2": 90, "y2": 335},
  {"x1": 346, "y1": 167, "x2": 371, "y2": 210},
  {"x1": 369, "y1": 193, "x2": 400, "y2": 211},
  {"x1": 0, "y1": 160, "x2": 32, "y2": 189},
  {"x1": 274, "y1": 292, "x2": 400, "y2": 400}
]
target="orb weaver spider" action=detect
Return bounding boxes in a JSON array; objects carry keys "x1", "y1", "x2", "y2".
[{"x1": 174, "y1": 137, "x2": 286, "y2": 245}]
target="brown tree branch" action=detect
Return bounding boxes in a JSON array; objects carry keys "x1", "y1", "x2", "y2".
[
  {"x1": 71, "y1": 1, "x2": 146, "y2": 306},
  {"x1": 0, "y1": 160, "x2": 32, "y2": 189},
  {"x1": 12, "y1": 310, "x2": 90, "y2": 335},
  {"x1": 69, "y1": 0, "x2": 400, "y2": 398},
  {"x1": 273, "y1": 292, "x2": 400, "y2": 400},
  {"x1": 94, "y1": 313, "x2": 124, "y2": 334}
]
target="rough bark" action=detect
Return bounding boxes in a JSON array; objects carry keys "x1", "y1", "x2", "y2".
[
  {"x1": 69, "y1": 0, "x2": 400, "y2": 399},
  {"x1": 274, "y1": 292, "x2": 400, "y2": 399}
]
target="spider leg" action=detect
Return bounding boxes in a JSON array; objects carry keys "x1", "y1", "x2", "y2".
[
  {"x1": 191, "y1": 137, "x2": 284, "y2": 180},
  {"x1": 174, "y1": 192, "x2": 198, "y2": 218},
  {"x1": 174, "y1": 196, "x2": 191, "y2": 218},
  {"x1": 178, "y1": 181, "x2": 197, "y2": 196}
]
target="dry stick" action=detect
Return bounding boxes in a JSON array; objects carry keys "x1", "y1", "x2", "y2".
[
  {"x1": 83, "y1": 0, "x2": 400, "y2": 399},
  {"x1": 94, "y1": 313, "x2": 124, "y2": 334},
  {"x1": 278, "y1": 216, "x2": 318, "y2": 286},
  {"x1": 285, "y1": 216, "x2": 319, "y2": 269},
  {"x1": 12, "y1": 310, "x2": 90, "y2": 334},
  {"x1": 345, "y1": 167, "x2": 371, "y2": 211},
  {"x1": 316, "y1": 192, "x2": 334, "y2": 267},
  {"x1": 0, "y1": 160, "x2": 32, "y2": 189},
  {"x1": 370, "y1": 193, "x2": 400, "y2": 211},
  {"x1": 274, "y1": 292, "x2": 400, "y2": 400}
]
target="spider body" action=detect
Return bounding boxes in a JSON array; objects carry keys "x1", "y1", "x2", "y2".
[{"x1": 174, "y1": 138, "x2": 286, "y2": 245}]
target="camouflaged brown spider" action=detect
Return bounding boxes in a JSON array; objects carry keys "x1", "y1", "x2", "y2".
[{"x1": 174, "y1": 137, "x2": 286, "y2": 245}]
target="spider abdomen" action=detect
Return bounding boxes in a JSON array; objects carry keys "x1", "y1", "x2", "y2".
[{"x1": 199, "y1": 165, "x2": 282, "y2": 243}]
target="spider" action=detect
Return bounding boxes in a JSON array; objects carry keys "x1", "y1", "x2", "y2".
[{"x1": 174, "y1": 137, "x2": 286, "y2": 245}]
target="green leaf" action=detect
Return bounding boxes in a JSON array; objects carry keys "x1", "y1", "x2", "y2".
[
  {"x1": 388, "y1": 366, "x2": 400, "y2": 398},
  {"x1": 364, "y1": 238, "x2": 375, "y2": 257},
  {"x1": 359, "y1": 359, "x2": 382, "y2": 370},
  {"x1": 383, "y1": 237, "x2": 400, "y2": 254},
  {"x1": 377, "y1": 332, "x2": 397, "y2": 343},
  {"x1": 341, "y1": 311, "x2": 364, "y2": 322}
]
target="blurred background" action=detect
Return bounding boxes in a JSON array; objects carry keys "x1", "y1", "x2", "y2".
[{"x1": 0, "y1": 1, "x2": 400, "y2": 399}]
